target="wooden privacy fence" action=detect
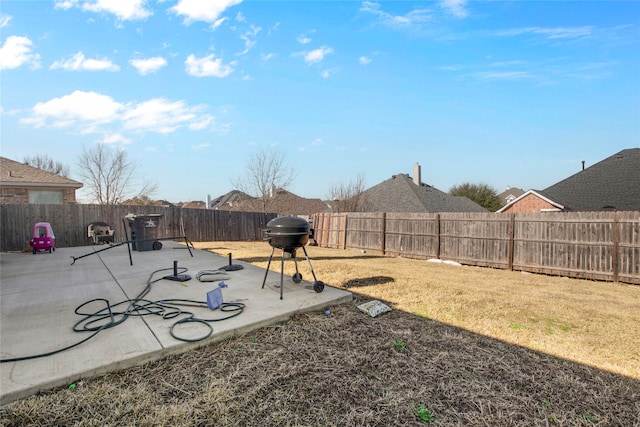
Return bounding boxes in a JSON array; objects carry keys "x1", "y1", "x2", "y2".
[
  {"x1": 312, "y1": 211, "x2": 640, "y2": 285},
  {"x1": 0, "y1": 204, "x2": 276, "y2": 252}
]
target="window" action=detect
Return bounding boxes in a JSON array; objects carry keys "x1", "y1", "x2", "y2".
[{"x1": 29, "y1": 190, "x2": 64, "y2": 204}]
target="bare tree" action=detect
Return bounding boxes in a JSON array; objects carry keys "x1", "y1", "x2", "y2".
[
  {"x1": 233, "y1": 147, "x2": 297, "y2": 213},
  {"x1": 327, "y1": 174, "x2": 369, "y2": 212},
  {"x1": 23, "y1": 155, "x2": 70, "y2": 177},
  {"x1": 76, "y1": 145, "x2": 157, "y2": 205}
]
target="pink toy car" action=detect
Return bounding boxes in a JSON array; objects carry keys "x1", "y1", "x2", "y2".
[{"x1": 29, "y1": 222, "x2": 56, "y2": 254}]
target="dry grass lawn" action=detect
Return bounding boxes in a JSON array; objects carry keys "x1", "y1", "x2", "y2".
[{"x1": 1, "y1": 241, "x2": 639, "y2": 426}]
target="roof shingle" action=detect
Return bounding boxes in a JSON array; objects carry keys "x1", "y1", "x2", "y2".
[
  {"x1": 540, "y1": 148, "x2": 640, "y2": 211},
  {"x1": 363, "y1": 173, "x2": 487, "y2": 213},
  {"x1": 0, "y1": 157, "x2": 83, "y2": 188}
]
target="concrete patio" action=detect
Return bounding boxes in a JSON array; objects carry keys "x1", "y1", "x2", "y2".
[{"x1": 0, "y1": 241, "x2": 352, "y2": 406}]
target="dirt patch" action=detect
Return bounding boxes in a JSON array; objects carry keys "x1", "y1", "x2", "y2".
[{"x1": 343, "y1": 275, "x2": 396, "y2": 288}]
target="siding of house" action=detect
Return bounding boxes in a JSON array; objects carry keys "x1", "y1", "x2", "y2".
[
  {"x1": 0, "y1": 187, "x2": 78, "y2": 204},
  {"x1": 501, "y1": 193, "x2": 557, "y2": 213}
]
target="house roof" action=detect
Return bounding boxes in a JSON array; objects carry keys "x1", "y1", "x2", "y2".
[
  {"x1": 0, "y1": 156, "x2": 83, "y2": 189},
  {"x1": 362, "y1": 173, "x2": 487, "y2": 213},
  {"x1": 209, "y1": 190, "x2": 253, "y2": 209},
  {"x1": 217, "y1": 189, "x2": 330, "y2": 216},
  {"x1": 496, "y1": 190, "x2": 564, "y2": 213},
  {"x1": 539, "y1": 148, "x2": 640, "y2": 211},
  {"x1": 497, "y1": 186, "x2": 524, "y2": 204}
]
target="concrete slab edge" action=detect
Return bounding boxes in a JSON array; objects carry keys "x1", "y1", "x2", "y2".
[{"x1": 1, "y1": 294, "x2": 352, "y2": 407}]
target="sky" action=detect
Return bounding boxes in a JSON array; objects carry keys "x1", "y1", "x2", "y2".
[{"x1": 1, "y1": 0, "x2": 639, "y2": 204}]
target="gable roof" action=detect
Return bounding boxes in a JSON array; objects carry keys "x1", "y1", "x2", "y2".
[
  {"x1": 209, "y1": 190, "x2": 253, "y2": 209},
  {"x1": 0, "y1": 157, "x2": 83, "y2": 189},
  {"x1": 362, "y1": 173, "x2": 487, "y2": 213},
  {"x1": 498, "y1": 186, "x2": 524, "y2": 205},
  {"x1": 539, "y1": 148, "x2": 640, "y2": 211},
  {"x1": 496, "y1": 189, "x2": 564, "y2": 213},
  {"x1": 217, "y1": 189, "x2": 330, "y2": 216}
]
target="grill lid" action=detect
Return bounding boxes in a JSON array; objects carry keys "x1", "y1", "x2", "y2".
[
  {"x1": 265, "y1": 216, "x2": 309, "y2": 235},
  {"x1": 264, "y1": 216, "x2": 310, "y2": 251}
]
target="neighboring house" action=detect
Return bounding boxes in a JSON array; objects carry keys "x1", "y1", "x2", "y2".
[
  {"x1": 361, "y1": 163, "x2": 487, "y2": 213},
  {"x1": 209, "y1": 190, "x2": 253, "y2": 209},
  {"x1": 0, "y1": 156, "x2": 83, "y2": 204},
  {"x1": 498, "y1": 186, "x2": 524, "y2": 206},
  {"x1": 180, "y1": 201, "x2": 206, "y2": 209},
  {"x1": 217, "y1": 188, "x2": 330, "y2": 216},
  {"x1": 498, "y1": 148, "x2": 640, "y2": 213}
]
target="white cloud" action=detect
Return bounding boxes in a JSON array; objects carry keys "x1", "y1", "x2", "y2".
[
  {"x1": 185, "y1": 54, "x2": 234, "y2": 77},
  {"x1": 321, "y1": 67, "x2": 339, "y2": 78},
  {"x1": 360, "y1": 1, "x2": 432, "y2": 27},
  {"x1": 0, "y1": 14, "x2": 12, "y2": 27},
  {"x1": 471, "y1": 71, "x2": 534, "y2": 81},
  {"x1": 440, "y1": 0, "x2": 468, "y2": 18},
  {"x1": 130, "y1": 56, "x2": 167, "y2": 75},
  {"x1": 122, "y1": 98, "x2": 202, "y2": 134},
  {"x1": 55, "y1": 0, "x2": 152, "y2": 21},
  {"x1": 20, "y1": 90, "x2": 216, "y2": 136},
  {"x1": 0, "y1": 35, "x2": 41, "y2": 70},
  {"x1": 235, "y1": 12, "x2": 246, "y2": 22},
  {"x1": 50, "y1": 51, "x2": 120, "y2": 71},
  {"x1": 212, "y1": 17, "x2": 227, "y2": 29},
  {"x1": 302, "y1": 46, "x2": 333, "y2": 65},
  {"x1": 238, "y1": 25, "x2": 261, "y2": 55},
  {"x1": 170, "y1": 0, "x2": 243, "y2": 25},
  {"x1": 53, "y1": 0, "x2": 78, "y2": 11},
  {"x1": 297, "y1": 30, "x2": 315, "y2": 45},
  {"x1": 359, "y1": 55, "x2": 371, "y2": 65},
  {"x1": 100, "y1": 133, "x2": 132, "y2": 145},
  {"x1": 299, "y1": 137, "x2": 325, "y2": 151},
  {"x1": 22, "y1": 90, "x2": 122, "y2": 128},
  {"x1": 189, "y1": 115, "x2": 214, "y2": 130},
  {"x1": 261, "y1": 53, "x2": 275, "y2": 61},
  {"x1": 495, "y1": 26, "x2": 593, "y2": 40},
  {"x1": 192, "y1": 142, "x2": 211, "y2": 151}
]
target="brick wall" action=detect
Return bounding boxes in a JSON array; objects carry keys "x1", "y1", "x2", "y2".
[
  {"x1": 0, "y1": 188, "x2": 28, "y2": 204},
  {"x1": 0, "y1": 187, "x2": 77, "y2": 204},
  {"x1": 501, "y1": 193, "x2": 557, "y2": 213}
]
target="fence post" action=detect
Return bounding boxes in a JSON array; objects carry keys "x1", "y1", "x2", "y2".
[
  {"x1": 612, "y1": 212, "x2": 619, "y2": 283},
  {"x1": 381, "y1": 212, "x2": 386, "y2": 254},
  {"x1": 316, "y1": 213, "x2": 324, "y2": 247},
  {"x1": 508, "y1": 213, "x2": 515, "y2": 271},
  {"x1": 342, "y1": 214, "x2": 348, "y2": 249},
  {"x1": 435, "y1": 213, "x2": 441, "y2": 259}
]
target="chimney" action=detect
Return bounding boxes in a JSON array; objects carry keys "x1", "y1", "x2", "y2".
[
  {"x1": 581, "y1": 160, "x2": 585, "y2": 171},
  {"x1": 413, "y1": 162, "x2": 421, "y2": 186}
]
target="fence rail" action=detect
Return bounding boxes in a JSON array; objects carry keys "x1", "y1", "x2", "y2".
[
  {"x1": 0, "y1": 204, "x2": 276, "y2": 251},
  {"x1": 312, "y1": 211, "x2": 640, "y2": 285}
]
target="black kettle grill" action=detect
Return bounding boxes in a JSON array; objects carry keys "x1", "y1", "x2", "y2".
[{"x1": 262, "y1": 216, "x2": 325, "y2": 299}]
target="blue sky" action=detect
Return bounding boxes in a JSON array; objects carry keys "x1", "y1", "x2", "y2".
[{"x1": 1, "y1": 0, "x2": 639, "y2": 203}]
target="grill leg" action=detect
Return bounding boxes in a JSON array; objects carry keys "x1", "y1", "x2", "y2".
[
  {"x1": 301, "y1": 246, "x2": 319, "y2": 282},
  {"x1": 280, "y1": 250, "x2": 285, "y2": 300},
  {"x1": 261, "y1": 247, "x2": 275, "y2": 289}
]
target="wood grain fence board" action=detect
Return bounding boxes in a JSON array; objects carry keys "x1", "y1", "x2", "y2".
[
  {"x1": 344, "y1": 213, "x2": 384, "y2": 251},
  {"x1": 384, "y1": 212, "x2": 438, "y2": 258},
  {"x1": 310, "y1": 210, "x2": 639, "y2": 285},
  {"x1": 0, "y1": 204, "x2": 275, "y2": 251},
  {"x1": 3, "y1": 205, "x2": 638, "y2": 284}
]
